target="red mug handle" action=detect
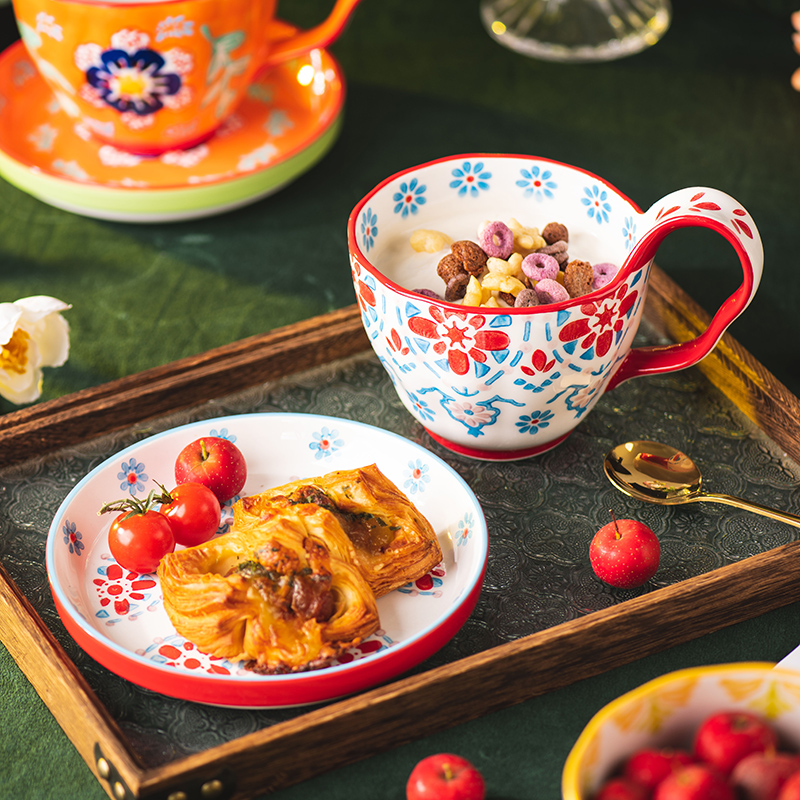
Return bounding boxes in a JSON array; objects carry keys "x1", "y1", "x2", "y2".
[
  {"x1": 605, "y1": 187, "x2": 763, "y2": 391},
  {"x1": 259, "y1": 0, "x2": 364, "y2": 70}
]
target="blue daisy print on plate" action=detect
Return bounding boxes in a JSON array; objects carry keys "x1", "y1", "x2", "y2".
[
  {"x1": 62, "y1": 520, "x2": 84, "y2": 556},
  {"x1": 450, "y1": 161, "x2": 491, "y2": 197},
  {"x1": 118, "y1": 458, "x2": 148, "y2": 495},
  {"x1": 455, "y1": 512, "x2": 476, "y2": 547},
  {"x1": 516, "y1": 166, "x2": 556, "y2": 201},
  {"x1": 310, "y1": 427, "x2": 344, "y2": 459},
  {"x1": 209, "y1": 427, "x2": 236, "y2": 443},
  {"x1": 393, "y1": 178, "x2": 426, "y2": 217},
  {"x1": 403, "y1": 459, "x2": 431, "y2": 495},
  {"x1": 582, "y1": 185, "x2": 612, "y2": 225},
  {"x1": 360, "y1": 208, "x2": 378, "y2": 251}
]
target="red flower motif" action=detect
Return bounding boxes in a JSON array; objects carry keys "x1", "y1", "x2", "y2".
[
  {"x1": 407, "y1": 307, "x2": 510, "y2": 375},
  {"x1": 387, "y1": 327, "x2": 409, "y2": 356},
  {"x1": 558, "y1": 283, "x2": 637, "y2": 358},
  {"x1": 521, "y1": 348, "x2": 556, "y2": 377}
]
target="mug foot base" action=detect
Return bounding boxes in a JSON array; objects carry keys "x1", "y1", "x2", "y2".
[{"x1": 424, "y1": 429, "x2": 571, "y2": 461}]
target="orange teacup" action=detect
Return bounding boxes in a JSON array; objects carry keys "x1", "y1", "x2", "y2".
[{"x1": 11, "y1": 0, "x2": 362, "y2": 154}]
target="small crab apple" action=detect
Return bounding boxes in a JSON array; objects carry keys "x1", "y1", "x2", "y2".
[
  {"x1": 694, "y1": 711, "x2": 777, "y2": 777},
  {"x1": 731, "y1": 750, "x2": 800, "y2": 800},
  {"x1": 589, "y1": 511, "x2": 660, "y2": 589},
  {"x1": 778, "y1": 771, "x2": 800, "y2": 800},
  {"x1": 406, "y1": 753, "x2": 485, "y2": 800},
  {"x1": 653, "y1": 764, "x2": 735, "y2": 800},
  {"x1": 174, "y1": 436, "x2": 246, "y2": 503},
  {"x1": 594, "y1": 775, "x2": 649, "y2": 800},
  {"x1": 623, "y1": 748, "x2": 695, "y2": 790}
]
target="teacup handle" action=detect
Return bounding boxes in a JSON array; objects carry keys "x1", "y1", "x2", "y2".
[
  {"x1": 605, "y1": 187, "x2": 763, "y2": 391},
  {"x1": 259, "y1": 0, "x2": 364, "y2": 70}
]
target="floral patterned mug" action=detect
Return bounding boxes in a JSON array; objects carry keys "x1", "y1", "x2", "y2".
[
  {"x1": 348, "y1": 154, "x2": 763, "y2": 461},
  {"x1": 11, "y1": 0, "x2": 362, "y2": 154}
]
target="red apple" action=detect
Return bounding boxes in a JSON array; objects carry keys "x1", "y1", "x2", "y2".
[
  {"x1": 623, "y1": 748, "x2": 695, "y2": 790},
  {"x1": 731, "y1": 751, "x2": 800, "y2": 800},
  {"x1": 589, "y1": 512, "x2": 660, "y2": 588},
  {"x1": 174, "y1": 436, "x2": 247, "y2": 503},
  {"x1": 778, "y1": 771, "x2": 800, "y2": 800},
  {"x1": 653, "y1": 764, "x2": 735, "y2": 800},
  {"x1": 594, "y1": 775, "x2": 649, "y2": 800},
  {"x1": 406, "y1": 753, "x2": 485, "y2": 800},
  {"x1": 694, "y1": 711, "x2": 777, "y2": 776}
]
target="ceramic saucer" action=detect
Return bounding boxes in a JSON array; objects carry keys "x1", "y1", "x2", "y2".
[
  {"x1": 47, "y1": 413, "x2": 488, "y2": 707},
  {"x1": 0, "y1": 34, "x2": 344, "y2": 222}
]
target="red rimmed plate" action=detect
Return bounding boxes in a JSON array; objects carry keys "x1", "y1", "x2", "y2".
[{"x1": 46, "y1": 413, "x2": 488, "y2": 707}]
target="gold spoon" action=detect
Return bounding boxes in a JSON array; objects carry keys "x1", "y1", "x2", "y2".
[{"x1": 603, "y1": 440, "x2": 800, "y2": 528}]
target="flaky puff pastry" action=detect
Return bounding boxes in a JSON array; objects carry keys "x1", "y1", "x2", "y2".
[
  {"x1": 158, "y1": 502, "x2": 379, "y2": 674},
  {"x1": 236, "y1": 464, "x2": 443, "y2": 598}
]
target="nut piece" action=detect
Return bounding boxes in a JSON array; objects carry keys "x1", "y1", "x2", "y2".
[
  {"x1": 451, "y1": 240, "x2": 488, "y2": 276},
  {"x1": 564, "y1": 259, "x2": 594, "y2": 298},
  {"x1": 542, "y1": 222, "x2": 569, "y2": 245}
]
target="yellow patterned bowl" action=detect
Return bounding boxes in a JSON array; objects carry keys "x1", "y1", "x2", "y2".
[{"x1": 562, "y1": 662, "x2": 800, "y2": 799}]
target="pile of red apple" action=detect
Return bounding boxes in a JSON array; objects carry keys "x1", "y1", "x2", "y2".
[{"x1": 593, "y1": 710, "x2": 800, "y2": 800}]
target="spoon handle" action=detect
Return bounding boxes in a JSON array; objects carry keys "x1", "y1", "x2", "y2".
[{"x1": 699, "y1": 493, "x2": 800, "y2": 528}]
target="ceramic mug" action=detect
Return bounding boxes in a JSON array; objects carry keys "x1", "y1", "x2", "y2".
[
  {"x1": 348, "y1": 154, "x2": 763, "y2": 461},
  {"x1": 11, "y1": 0, "x2": 362, "y2": 154}
]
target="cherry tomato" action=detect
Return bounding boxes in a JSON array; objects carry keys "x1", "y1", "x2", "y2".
[
  {"x1": 158, "y1": 482, "x2": 221, "y2": 546},
  {"x1": 108, "y1": 510, "x2": 175, "y2": 574}
]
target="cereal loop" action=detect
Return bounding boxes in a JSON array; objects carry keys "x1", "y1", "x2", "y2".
[
  {"x1": 521, "y1": 252, "x2": 559, "y2": 282},
  {"x1": 413, "y1": 288, "x2": 442, "y2": 300},
  {"x1": 478, "y1": 221, "x2": 514, "y2": 259},
  {"x1": 537, "y1": 240, "x2": 569, "y2": 266},
  {"x1": 592, "y1": 262, "x2": 619, "y2": 289},
  {"x1": 445, "y1": 273, "x2": 470, "y2": 302},
  {"x1": 514, "y1": 288, "x2": 540, "y2": 308},
  {"x1": 534, "y1": 278, "x2": 570, "y2": 305},
  {"x1": 451, "y1": 240, "x2": 488, "y2": 276},
  {"x1": 564, "y1": 259, "x2": 594, "y2": 298}
]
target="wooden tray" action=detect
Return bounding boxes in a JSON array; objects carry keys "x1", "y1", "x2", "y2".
[{"x1": 3, "y1": 265, "x2": 800, "y2": 800}]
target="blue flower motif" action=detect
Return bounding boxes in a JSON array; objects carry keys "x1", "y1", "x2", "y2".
[
  {"x1": 622, "y1": 215, "x2": 637, "y2": 250},
  {"x1": 515, "y1": 409, "x2": 554, "y2": 435},
  {"x1": 456, "y1": 512, "x2": 475, "y2": 546},
  {"x1": 582, "y1": 185, "x2": 612, "y2": 225},
  {"x1": 118, "y1": 458, "x2": 148, "y2": 495},
  {"x1": 309, "y1": 427, "x2": 344, "y2": 459},
  {"x1": 393, "y1": 178, "x2": 427, "y2": 217},
  {"x1": 209, "y1": 427, "x2": 236, "y2": 443},
  {"x1": 403, "y1": 459, "x2": 431, "y2": 495},
  {"x1": 86, "y1": 48, "x2": 182, "y2": 116},
  {"x1": 360, "y1": 208, "x2": 378, "y2": 251},
  {"x1": 450, "y1": 161, "x2": 491, "y2": 197},
  {"x1": 516, "y1": 166, "x2": 556, "y2": 201},
  {"x1": 62, "y1": 520, "x2": 84, "y2": 556},
  {"x1": 406, "y1": 390, "x2": 436, "y2": 422}
]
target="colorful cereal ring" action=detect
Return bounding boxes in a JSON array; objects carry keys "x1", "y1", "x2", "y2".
[{"x1": 479, "y1": 221, "x2": 514, "y2": 259}]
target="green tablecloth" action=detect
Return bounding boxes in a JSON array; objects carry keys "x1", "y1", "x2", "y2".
[{"x1": 2, "y1": 1, "x2": 800, "y2": 797}]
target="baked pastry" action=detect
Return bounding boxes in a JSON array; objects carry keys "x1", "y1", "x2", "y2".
[
  {"x1": 237, "y1": 464, "x2": 443, "y2": 597},
  {"x1": 158, "y1": 501, "x2": 380, "y2": 674}
]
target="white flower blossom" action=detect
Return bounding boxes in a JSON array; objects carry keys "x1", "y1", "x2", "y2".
[{"x1": 0, "y1": 296, "x2": 70, "y2": 404}]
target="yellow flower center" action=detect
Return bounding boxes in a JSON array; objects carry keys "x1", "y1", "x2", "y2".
[
  {"x1": 0, "y1": 328, "x2": 31, "y2": 374},
  {"x1": 115, "y1": 72, "x2": 148, "y2": 99}
]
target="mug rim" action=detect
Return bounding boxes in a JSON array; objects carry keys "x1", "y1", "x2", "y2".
[{"x1": 347, "y1": 152, "x2": 645, "y2": 316}]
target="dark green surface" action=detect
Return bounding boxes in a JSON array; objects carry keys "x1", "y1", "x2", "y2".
[{"x1": 2, "y1": 1, "x2": 800, "y2": 798}]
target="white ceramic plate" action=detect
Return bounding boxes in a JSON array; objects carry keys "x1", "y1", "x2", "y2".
[{"x1": 46, "y1": 413, "x2": 488, "y2": 707}]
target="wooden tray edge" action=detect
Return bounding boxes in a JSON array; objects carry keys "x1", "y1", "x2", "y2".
[{"x1": 3, "y1": 268, "x2": 800, "y2": 798}]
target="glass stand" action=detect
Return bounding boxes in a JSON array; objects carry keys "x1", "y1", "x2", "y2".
[{"x1": 480, "y1": 0, "x2": 672, "y2": 62}]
